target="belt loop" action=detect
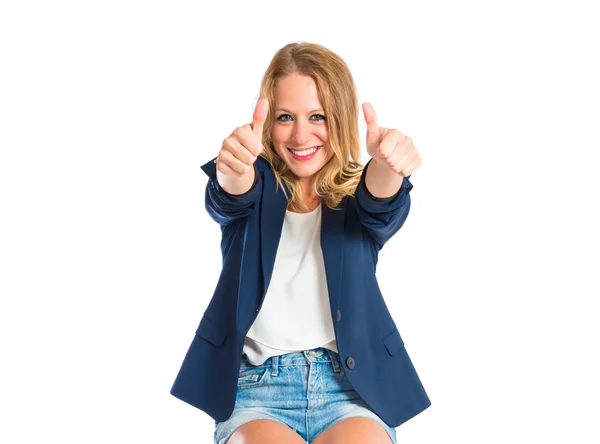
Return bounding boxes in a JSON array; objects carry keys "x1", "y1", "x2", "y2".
[
  {"x1": 271, "y1": 355, "x2": 279, "y2": 376},
  {"x1": 327, "y1": 349, "x2": 341, "y2": 373}
]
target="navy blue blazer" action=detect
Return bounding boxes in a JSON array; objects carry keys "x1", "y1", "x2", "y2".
[{"x1": 170, "y1": 156, "x2": 431, "y2": 427}]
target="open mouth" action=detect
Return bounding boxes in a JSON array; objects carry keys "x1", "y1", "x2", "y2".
[{"x1": 287, "y1": 146, "x2": 321, "y2": 161}]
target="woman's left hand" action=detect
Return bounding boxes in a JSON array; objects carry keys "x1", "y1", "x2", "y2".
[{"x1": 362, "y1": 102, "x2": 422, "y2": 177}]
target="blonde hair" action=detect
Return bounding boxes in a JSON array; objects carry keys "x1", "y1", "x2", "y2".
[{"x1": 258, "y1": 42, "x2": 364, "y2": 211}]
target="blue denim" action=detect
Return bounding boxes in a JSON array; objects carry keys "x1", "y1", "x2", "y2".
[{"x1": 214, "y1": 348, "x2": 397, "y2": 443}]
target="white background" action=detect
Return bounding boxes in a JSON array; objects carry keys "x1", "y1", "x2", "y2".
[{"x1": 1, "y1": 1, "x2": 599, "y2": 443}]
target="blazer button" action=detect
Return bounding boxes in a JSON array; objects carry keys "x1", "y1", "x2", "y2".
[
  {"x1": 346, "y1": 357, "x2": 355, "y2": 369},
  {"x1": 336, "y1": 310, "x2": 342, "y2": 321}
]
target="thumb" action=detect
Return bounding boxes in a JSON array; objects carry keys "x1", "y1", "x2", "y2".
[
  {"x1": 362, "y1": 102, "x2": 379, "y2": 147},
  {"x1": 252, "y1": 98, "x2": 269, "y2": 137}
]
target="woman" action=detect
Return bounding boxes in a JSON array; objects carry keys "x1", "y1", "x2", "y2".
[{"x1": 171, "y1": 42, "x2": 430, "y2": 444}]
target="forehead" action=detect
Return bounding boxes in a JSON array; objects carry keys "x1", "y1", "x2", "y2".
[{"x1": 274, "y1": 74, "x2": 322, "y2": 109}]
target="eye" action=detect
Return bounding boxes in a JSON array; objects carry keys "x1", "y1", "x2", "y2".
[
  {"x1": 311, "y1": 114, "x2": 326, "y2": 121},
  {"x1": 276, "y1": 114, "x2": 293, "y2": 122}
]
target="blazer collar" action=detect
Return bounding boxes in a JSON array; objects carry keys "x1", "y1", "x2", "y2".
[{"x1": 259, "y1": 185, "x2": 345, "y2": 310}]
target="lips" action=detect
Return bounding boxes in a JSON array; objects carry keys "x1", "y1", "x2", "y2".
[{"x1": 287, "y1": 146, "x2": 321, "y2": 161}]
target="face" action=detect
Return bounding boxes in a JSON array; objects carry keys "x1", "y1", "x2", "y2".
[{"x1": 271, "y1": 73, "x2": 334, "y2": 182}]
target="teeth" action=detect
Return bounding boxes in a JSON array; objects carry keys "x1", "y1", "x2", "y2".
[{"x1": 290, "y1": 147, "x2": 318, "y2": 156}]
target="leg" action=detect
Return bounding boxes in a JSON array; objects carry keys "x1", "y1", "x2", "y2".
[
  {"x1": 312, "y1": 417, "x2": 393, "y2": 444},
  {"x1": 227, "y1": 419, "x2": 306, "y2": 444}
]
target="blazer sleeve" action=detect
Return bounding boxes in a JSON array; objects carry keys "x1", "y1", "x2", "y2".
[
  {"x1": 200, "y1": 157, "x2": 262, "y2": 226},
  {"x1": 354, "y1": 158, "x2": 414, "y2": 249}
]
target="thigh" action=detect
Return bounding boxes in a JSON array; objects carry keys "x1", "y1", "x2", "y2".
[
  {"x1": 215, "y1": 354, "x2": 309, "y2": 443},
  {"x1": 312, "y1": 417, "x2": 393, "y2": 444},
  {"x1": 227, "y1": 419, "x2": 306, "y2": 444},
  {"x1": 306, "y1": 354, "x2": 397, "y2": 444}
]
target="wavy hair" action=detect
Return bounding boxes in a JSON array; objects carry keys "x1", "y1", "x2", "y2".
[{"x1": 257, "y1": 42, "x2": 364, "y2": 211}]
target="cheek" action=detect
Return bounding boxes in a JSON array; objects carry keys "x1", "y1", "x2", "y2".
[
  {"x1": 271, "y1": 128, "x2": 287, "y2": 158},
  {"x1": 271, "y1": 126, "x2": 288, "y2": 145},
  {"x1": 317, "y1": 126, "x2": 329, "y2": 143}
]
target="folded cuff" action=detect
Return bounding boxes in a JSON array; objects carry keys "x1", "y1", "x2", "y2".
[
  {"x1": 355, "y1": 158, "x2": 413, "y2": 213},
  {"x1": 200, "y1": 157, "x2": 261, "y2": 205}
]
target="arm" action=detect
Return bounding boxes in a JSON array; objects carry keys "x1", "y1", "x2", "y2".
[
  {"x1": 355, "y1": 158, "x2": 414, "y2": 248},
  {"x1": 356, "y1": 102, "x2": 421, "y2": 247},
  {"x1": 200, "y1": 157, "x2": 261, "y2": 226},
  {"x1": 216, "y1": 166, "x2": 256, "y2": 196},
  {"x1": 200, "y1": 98, "x2": 268, "y2": 226},
  {"x1": 365, "y1": 156, "x2": 405, "y2": 198}
]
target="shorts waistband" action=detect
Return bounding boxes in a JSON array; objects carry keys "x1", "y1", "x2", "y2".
[
  {"x1": 243, "y1": 348, "x2": 341, "y2": 375},
  {"x1": 270, "y1": 348, "x2": 341, "y2": 376}
]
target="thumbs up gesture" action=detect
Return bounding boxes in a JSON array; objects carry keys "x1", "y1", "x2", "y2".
[
  {"x1": 216, "y1": 98, "x2": 269, "y2": 178},
  {"x1": 362, "y1": 102, "x2": 421, "y2": 177}
]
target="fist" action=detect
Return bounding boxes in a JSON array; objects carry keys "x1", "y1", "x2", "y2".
[
  {"x1": 215, "y1": 98, "x2": 269, "y2": 178},
  {"x1": 362, "y1": 102, "x2": 422, "y2": 177}
]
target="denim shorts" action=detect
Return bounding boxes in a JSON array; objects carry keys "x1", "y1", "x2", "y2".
[{"x1": 214, "y1": 347, "x2": 397, "y2": 444}]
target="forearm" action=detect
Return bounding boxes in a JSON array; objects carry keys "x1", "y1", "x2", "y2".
[
  {"x1": 364, "y1": 158, "x2": 404, "y2": 198},
  {"x1": 216, "y1": 167, "x2": 256, "y2": 196}
]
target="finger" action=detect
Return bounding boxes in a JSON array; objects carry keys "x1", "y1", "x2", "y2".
[
  {"x1": 378, "y1": 130, "x2": 402, "y2": 161},
  {"x1": 215, "y1": 161, "x2": 238, "y2": 177},
  {"x1": 216, "y1": 161, "x2": 251, "y2": 179},
  {"x1": 398, "y1": 158, "x2": 421, "y2": 177},
  {"x1": 384, "y1": 136, "x2": 411, "y2": 165},
  {"x1": 224, "y1": 134, "x2": 257, "y2": 165},
  {"x1": 362, "y1": 102, "x2": 379, "y2": 146},
  {"x1": 218, "y1": 149, "x2": 254, "y2": 176},
  {"x1": 234, "y1": 125, "x2": 262, "y2": 158},
  {"x1": 390, "y1": 149, "x2": 419, "y2": 175},
  {"x1": 252, "y1": 98, "x2": 269, "y2": 137}
]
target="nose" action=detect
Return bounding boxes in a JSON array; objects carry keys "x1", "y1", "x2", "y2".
[{"x1": 291, "y1": 119, "x2": 310, "y2": 146}]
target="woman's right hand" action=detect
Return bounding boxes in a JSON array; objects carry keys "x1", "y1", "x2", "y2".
[{"x1": 215, "y1": 98, "x2": 268, "y2": 179}]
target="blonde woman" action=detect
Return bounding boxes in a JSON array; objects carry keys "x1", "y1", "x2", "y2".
[{"x1": 171, "y1": 42, "x2": 430, "y2": 444}]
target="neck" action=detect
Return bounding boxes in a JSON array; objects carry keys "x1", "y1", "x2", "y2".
[
  {"x1": 287, "y1": 178, "x2": 321, "y2": 213},
  {"x1": 299, "y1": 178, "x2": 317, "y2": 200}
]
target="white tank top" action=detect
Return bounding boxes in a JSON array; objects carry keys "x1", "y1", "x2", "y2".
[{"x1": 243, "y1": 203, "x2": 338, "y2": 365}]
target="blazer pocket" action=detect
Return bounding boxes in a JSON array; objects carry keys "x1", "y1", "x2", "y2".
[
  {"x1": 382, "y1": 327, "x2": 404, "y2": 356},
  {"x1": 195, "y1": 316, "x2": 227, "y2": 347}
]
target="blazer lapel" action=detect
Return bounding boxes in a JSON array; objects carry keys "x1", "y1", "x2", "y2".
[
  {"x1": 320, "y1": 203, "x2": 345, "y2": 311},
  {"x1": 260, "y1": 181, "x2": 287, "y2": 295},
  {"x1": 257, "y1": 180, "x2": 345, "y2": 318}
]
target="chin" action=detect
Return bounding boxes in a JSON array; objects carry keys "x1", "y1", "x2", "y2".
[{"x1": 290, "y1": 166, "x2": 322, "y2": 178}]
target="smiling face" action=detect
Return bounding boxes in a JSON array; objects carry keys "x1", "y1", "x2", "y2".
[{"x1": 271, "y1": 73, "x2": 334, "y2": 183}]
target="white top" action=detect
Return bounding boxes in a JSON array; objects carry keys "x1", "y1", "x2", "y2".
[{"x1": 243, "y1": 203, "x2": 338, "y2": 365}]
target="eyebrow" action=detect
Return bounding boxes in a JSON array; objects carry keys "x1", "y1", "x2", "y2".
[{"x1": 275, "y1": 108, "x2": 324, "y2": 114}]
